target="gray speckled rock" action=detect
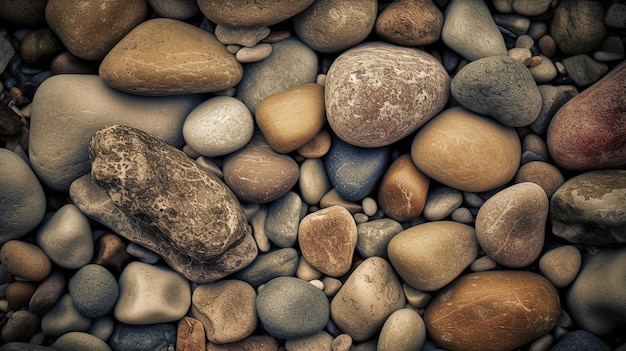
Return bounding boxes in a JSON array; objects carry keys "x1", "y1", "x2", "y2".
[
  {"x1": 265, "y1": 191, "x2": 303, "y2": 248},
  {"x1": 69, "y1": 264, "x2": 118, "y2": 318},
  {"x1": 109, "y1": 323, "x2": 176, "y2": 351},
  {"x1": 234, "y1": 248, "x2": 299, "y2": 288},
  {"x1": 550, "y1": 0, "x2": 607, "y2": 56},
  {"x1": 550, "y1": 170, "x2": 626, "y2": 246},
  {"x1": 356, "y1": 218, "x2": 403, "y2": 259},
  {"x1": 451, "y1": 55, "x2": 542, "y2": 127}
]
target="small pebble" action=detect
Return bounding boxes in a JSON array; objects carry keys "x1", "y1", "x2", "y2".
[
  {"x1": 41, "y1": 294, "x2": 91, "y2": 338},
  {"x1": 422, "y1": 185, "x2": 463, "y2": 221},
  {"x1": 538, "y1": 35, "x2": 557, "y2": 57},
  {"x1": 5, "y1": 281, "x2": 36, "y2": 310},
  {"x1": 50, "y1": 332, "x2": 112, "y2": 351},
  {"x1": 402, "y1": 283, "x2": 431, "y2": 309},
  {"x1": 470, "y1": 255, "x2": 498, "y2": 272},
  {"x1": 69, "y1": 264, "x2": 119, "y2": 318},
  {"x1": 530, "y1": 55, "x2": 558, "y2": 83},
  {"x1": 215, "y1": 25, "x2": 270, "y2": 47},
  {"x1": 236, "y1": 43, "x2": 272, "y2": 63},
  {"x1": 296, "y1": 255, "x2": 323, "y2": 281},
  {"x1": 0, "y1": 240, "x2": 51, "y2": 282},
  {"x1": 515, "y1": 34, "x2": 534, "y2": 49}
]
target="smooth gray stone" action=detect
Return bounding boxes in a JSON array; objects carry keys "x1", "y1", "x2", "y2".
[
  {"x1": 423, "y1": 186, "x2": 463, "y2": 221},
  {"x1": 356, "y1": 218, "x2": 403, "y2": 259},
  {"x1": 265, "y1": 191, "x2": 303, "y2": 248},
  {"x1": 50, "y1": 332, "x2": 112, "y2": 351},
  {"x1": 69, "y1": 264, "x2": 119, "y2": 318},
  {"x1": 493, "y1": 14, "x2": 530, "y2": 36},
  {"x1": 109, "y1": 323, "x2": 176, "y2": 351},
  {"x1": 234, "y1": 248, "x2": 299, "y2": 287},
  {"x1": 562, "y1": 54, "x2": 609, "y2": 86},
  {"x1": 41, "y1": 294, "x2": 91, "y2": 338},
  {"x1": 530, "y1": 85, "x2": 578, "y2": 135},
  {"x1": 125, "y1": 242, "x2": 161, "y2": 264}
]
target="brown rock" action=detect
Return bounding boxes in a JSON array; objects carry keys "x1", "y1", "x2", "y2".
[
  {"x1": 515, "y1": 161, "x2": 564, "y2": 198},
  {"x1": 0, "y1": 240, "x2": 51, "y2": 281},
  {"x1": 92, "y1": 233, "x2": 133, "y2": 274},
  {"x1": 547, "y1": 61, "x2": 626, "y2": 171},
  {"x1": 298, "y1": 206, "x2": 357, "y2": 277},
  {"x1": 550, "y1": 0, "x2": 607, "y2": 56},
  {"x1": 197, "y1": 0, "x2": 314, "y2": 27},
  {"x1": 100, "y1": 18, "x2": 242, "y2": 96},
  {"x1": 207, "y1": 335, "x2": 279, "y2": 351},
  {"x1": 296, "y1": 128, "x2": 332, "y2": 159},
  {"x1": 378, "y1": 154, "x2": 430, "y2": 222},
  {"x1": 0, "y1": 310, "x2": 40, "y2": 343},
  {"x1": 424, "y1": 271, "x2": 560, "y2": 351},
  {"x1": 0, "y1": 103, "x2": 22, "y2": 137},
  {"x1": 5, "y1": 281, "x2": 37, "y2": 310},
  {"x1": 45, "y1": 0, "x2": 148, "y2": 60},
  {"x1": 176, "y1": 317, "x2": 206, "y2": 351},
  {"x1": 0, "y1": 0, "x2": 47, "y2": 27},
  {"x1": 18, "y1": 28, "x2": 64, "y2": 69},
  {"x1": 28, "y1": 271, "x2": 67, "y2": 315},
  {"x1": 375, "y1": 0, "x2": 443, "y2": 46},
  {"x1": 50, "y1": 51, "x2": 98, "y2": 75}
]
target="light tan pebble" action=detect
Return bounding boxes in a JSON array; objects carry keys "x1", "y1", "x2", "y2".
[
  {"x1": 470, "y1": 255, "x2": 498, "y2": 272},
  {"x1": 375, "y1": 0, "x2": 443, "y2": 46},
  {"x1": 353, "y1": 213, "x2": 369, "y2": 224},
  {"x1": 322, "y1": 277, "x2": 342, "y2": 297},
  {"x1": 320, "y1": 189, "x2": 363, "y2": 214},
  {"x1": 463, "y1": 191, "x2": 484, "y2": 208},
  {"x1": 197, "y1": 0, "x2": 314, "y2": 27},
  {"x1": 493, "y1": 0, "x2": 513, "y2": 13},
  {"x1": 176, "y1": 316, "x2": 206, "y2": 351},
  {"x1": 251, "y1": 207, "x2": 271, "y2": 253},
  {"x1": 0, "y1": 300, "x2": 9, "y2": 312},
  {"x1": 215, "y1": 25, "x2": 270, "y2": 47},
  {"x1": 377, "y1": 308, "x2": 427, "y2": 351},
  {"x1": 226, "y1": 44, "x2": 240, "y2": 54},
  {"x1": 523, "y1": 133, "x2": 549, "y2": 159},
  {"x1": 361, "y1": 197, "x2": 377, "y2": 217},
  {"x1": 515, "y1": 161, "x2": 564, "y2": 198},
  {"x1": 539, "y1": 245, "x2": 581, "y2": 288},
  {"x1": 516, "y1": 34, "x2": 534, "y2": 49},
  {"x1": 309, "y1": 279, "x2": 324, "y2": 290},
  {"x1": 528, "y1": 21, "x2": 549, "y2": 40},
  {"x1": 242, "y1": 204, "x2": 260, "y2": 221},
  {"x1": 538, "y1": 35, "x2": 557, "y2": 57},
  {"x1": 508, "y1": 47, "x2": 532, "y2": 65},
  {"x1": 236, "y1": 43, "x2": 273, "y2": 63},
  {"x1": 451, "y1": 207, "x2": 473, "y2": 224},
  {"x1": 0, "y1": 240, "x2": 51, "y2": 281},
  {"x1": 555, "y1": 61, "x2": 566, "y2": 74},
  {"x1": 402, "y1": 283, "x2": 431, "y2": 308},
  {"x1": 513, "y1": 0, "x2": 551, "y2": 16},
  {"x1": 195, "y1": 157, "x2": 223, "y2": 179},
  {"x1": 285, "y1": 331, "x2": 333, "y2": 351},
  {"x1": 296, "y1": 128, "x2": 332, "y2": 159},
  {"x1": 530, "y1": 55, "x2": 558, "y2": 83},
  {"x1": 528, "y1": 333, "x2": 554, "y2": 351},
  {"x1": 299, "y1": 158, "x2": 332, "y2": 205},
  {"x1": 296, "y1": 255, "x2": 323, "y2": 281},
  {"x1": 315, "y1": 73, "x2": 326, "y2": 86},
  {"x1": 332, "y1": 334, "x2": 352, "y2": 351}
]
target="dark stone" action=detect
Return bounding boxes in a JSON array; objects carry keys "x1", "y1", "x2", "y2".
[
  {"x1": 19, "y1": 28, "x2": 65, "y2": 68},
  {"x1": 0, "y1": 103, "x2": 21, "y2": 138},
  {"x1": 549, "y1": 330, "x2": 610, "y2": 351},
  {"x1": 109, "y1": 323, "x2": 176, "y2": 351}
]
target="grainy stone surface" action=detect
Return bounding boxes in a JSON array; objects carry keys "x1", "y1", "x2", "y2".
[
  {"x1": 197, "y1": 0, "x2": 315, "y2": 27},
  {"x1": 376, "y1": 0, "x2": 443, "y2": 47},
  {"x1": 550, "y1": 0, "x2": 607, "y2": 56},
  {"x1": 378, "y1": 154, "x2": 430, "y2": 222}
]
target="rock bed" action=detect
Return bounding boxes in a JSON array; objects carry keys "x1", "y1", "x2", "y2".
[{"x1": 1, "y1": 0, "x2": 625, "y2": 350}]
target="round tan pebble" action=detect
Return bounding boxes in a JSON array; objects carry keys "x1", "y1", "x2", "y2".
[
  {"x1": 332, "y1": 334, "x2": 353, "y2": 351},
  {"x1": 470, "y1": 255, "x2": 497, "y2": 272},
  {"x1": 375, "y1": 0, "x2": 443, "y2": 46},
  {"x1": 515, "y1": 161, "x2": 565, "y2": 197},
  {"x1": 197, "y1": 0, "x2": 315, "y2": 27},
  {"x1": 424, "y1": 271, "x2": 561, "y2": 351},
  {"x1": 236, "y1": 43, "x2": 272, "y2": 63},
  {"x1": 523, "y1": 133, "x2": 550, "y2": 159},
  {"x1": 0, "y1": 240, "x2": 51, "y2": 281},
  {"x1": 322, "y1": 276, "x2": 342, "y2": 297},
  {"x1": 378, "y1": 308, "x2": 426, "y2": 351},
  {"x1": 538, "y1": 35, "x2": 557, "y2": 57},
  {"x1": 296, "y1": 255, "x2": 323, "y2": 281},
  {"x1": 411, "y1": 106, "x2": 521, "y2": 192},
  {"x1": 297, "y1": 128, "x2": 332, "y2": 158},
  {"x1": 378, "y1": 154, "x2": 430, "y2": 222},
  {"x1": 539, "y1": 245, "x2": 582, "y2": 288},
  {"x1": 6, "y1": 281, "x2": 37, "y2": 309},
  {"x1": 402, "y1": 283, "x2": 431, "y2": 308},
  {"x1": 255, "y1": 83, "x2": 326, "y2": 153}
]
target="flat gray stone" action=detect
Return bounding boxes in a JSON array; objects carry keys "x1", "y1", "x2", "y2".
[{"x1": 265, "y1": 191, "x2": 303, "y2": 248}]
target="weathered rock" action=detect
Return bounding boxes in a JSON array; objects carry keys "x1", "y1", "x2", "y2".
[
  {"x1": 109, "y1": 323, "x2": 176, "y2": 351},
  {"x1": 378, "y1": 154, "x2": 430, "y2": 222},
  {"x1": 197, "y1": 0, "x2": 315, "y2": 27},
  {"x1": 234, "y1": 248, "x2": 299, "y2": 288},
  {"x1": 29, "y1": 271, "x2": 67, "y2": 315},
  {"x1": 100, "y1": 18, "x2": 242, "y2": 96},
  {"x1": 19, "y1": 28, "x2": 64, "y2": 69},
  {"x1": 411, "y1": 107, "x2": 521, "y2": 192},
  {"x1": 176, "y1": 317, "x2": 205, "y2": 351},
  {"x1": 375, "y1": 0, "x2": 443, "y2": 47},
  {"x1": 562, "y1": 54, "x2": 609, "y2": 86},
  {"x1": 513, "y1": 0, "x2": 551, "y2": 16},
  {"x1": 549, "y1": 330, "x2": 611, "y2": 351},
  {"x1": 0, "y1": 310, "x2": 40, "y2": 343},
  {"x1": 547, "y1": 61, "x2": 625, "y2": 171},
  {"x1": 550, "y1": 170, "x2": 626, "y2": 246},
  {"x1": 45, "y1": 0, "x2": 148, "y2": 60},
  {"x1": 424, "y1": 271, "x2": 561, "y2": 351},
  {"x1": 41, "y1": 294, "x2": 91, "y2": 337},
  {"x1": 530, "y1": 84, "x2": 579, "y2": 135},
  {"x1": 325, "y1": 42, "x2": 449, "y2": 147},
  {"x1": 356, "y1": 218, "x2": 403, "y2": 259},
  {"x1": 550, "y1": 0, "x2": 607, "y2": 56}
]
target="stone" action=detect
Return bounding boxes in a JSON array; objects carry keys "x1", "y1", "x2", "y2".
[
  {"x1": 207, "y1": 335, "x2": 279, "y2": 351},
  {"x1": 530, "y1": 55, "x2": 558, "y2": 84},
  {"x1": 234, "y1": 248, "x2": 299, "y2": 288},
  {"x1": 424, "y1": 271, "x2": 561, "y2": 351},
  {"x1": 236, "y1": 44, "x2": 273, "y2": 63},
  {"x1": 375, "y1": 0, "x2": 443, "y2": 46},
  {"x1": 109, "y1": 323, "x2": 176, "y2": 351},
  {"x1": 0, "y1": 0, "x2": 47, "y2": 27},
  {"x1": 50, "y1": 51, "x2": 98, "y2": 75},
  {"x1": 550, "y1": 0, "x2": 607, "y2": 56},
  {"x1": 191, "y1": 280, "x2": 257, "y2": 344},
  {"x1": 89, "y1": 125, "x2": 257, "y2": 281},
  {"x1": 549, "y1": 330, "x2": 611, "y2": 351},
  {"x1": 562, "y1": 54, "x2": 609, "y2": 86},
  {"x1": 36, "y1": 204, "x2": 93, "y2": 269},
  {"x1": 422, "y1": 185, "x2": 463, "y2": 221},
  {"x1": 513, "y1": 0, "x2": 551, "y2": 16},
  {"x1": 88, "y1": 316, "x2": 115, "y2": 343},
  {"x1": 325, "y1": 42, "x2": 449, "y2": 147},
  {"x1": 265, "y1": 191, "x2": 302, "y2": 248},
  {"x1": 92, "y1": 233, "x2": 133, "y2": 274},
  {"x1": 100, "y1": 18, "x2": 242, "y2": 96},
  {"x1": 0, "y1": 36, "x2": 15, "y2": 74},
  {"x1": 223, "y1": 132, "x2": 299, "y2": 204},
  {"x1": 0, "y1": 310, "x2": 40, "y2": 343},
  {"x1": 539, "y1": 245, "x2": 582, "y2": 288},
  {"x1": 297, "y1": 128, "x2": 332, "y2": 159},
  {"x1": 285, "y1": 331, "x2": 334, "y2": 350},
  {"x1": 255, "y1": 83, "x2": 325, "y2": 153},
  {"x1": 197, "y1": 0, "x2": 314, "y2": 27},
  {"x1": 451, "y1": 55, "x2": 542, "y2": 127},
  {"x1": 0, "y1": 103, "x2": 21, "y2": 138},
  {"x1": 115, "y1": 261, "x2": 190, "y2": 324},
  {"x1": 176, "y1": 317, "x2": 205, "y2": 351},
  {"x1": 377, "y1": 308, "x2": 427, "y2": 351},
  {"x1": 148, "y1": 0, "x2": 199, "y2": 20},
  {"x1": 547, "y1": 61, "x2": 625, "y2": 170},
  {"x1": 567, "y1": 248, "x2": 626, "y2": 335},
  {"x1": 331, "y1": 257, "x2": 406, "y2": 342},
  {"x1": 236, "y1": 38, "x2": 318, "y2": 113},
  {"x1": 475, "y1": 182, "x2": 548, "y2": 268},
  {"x1": 388, "y1": 221, "x2": 478, "y2": 291},
  {"x1": 515, "y1": 161, "x2": 564, "y2": 198},
  {"x1": 50, "y1": 332, "x2": 112, "y2": 351},
  {"x1": 6, "y1": 281, "x2": 37, "y2": 310},
  {"x1": 441, "y1": 0, "x2": 507, "y2": 61},
  {"x1": 298, "y1": 206, "x2": 357, "y2": 277},
  {"x1": 215, "y1": 25, "x2": 270, "y2": 47},
  {"x1": 411, "y1": 107, "x2": 521, "y2": 192},
  {"x1": 605, "y1": 3, "x2": 626, "y2": 29},
  {"x1": 18, "y1": 28, "x2": 64, "y2": 69},
  {"x1": 0, "y1": 344, "x2": 54, "y2": 351},
  {"x1": 378, "y1": 154, "x2": 430, "y2": 222},
  {"x1": 530, "y1": 84, "x2": 578, "y2": 135},
  {"x1": 539, "y1": 35, "x2": 557, "y2": 57},
  {"x1": 29, "y1": 74, "x2": 201, "y2": 192},
  {"x1": 508, "y1": 47, "x2": 532, "y2": 65},
  {"x1": 0, "y1": 240, "x2": 51, "y2": 282},
  {"x1": 45, "y1": 0, "x2": 148, "y2": 60},
  {"x1": 299, "y1": 159, "x2": 332, "y2": 205},
  {"x1": 69, "y1": 264, "x2": 119, "y2": 318},
  {"x1": 356, "y1": 218, "x2": 403, "y2": 259},
  {"x1": 29, "y1": 271, "x2": 66, "y2": 315},
  {"x1": 41, "y1": 294, "x2": 91, "y2": 337},
  {"x1": 256, "y1": 277, "x2": 330, "y2": 339},
  {"x1": 319, "y1": 189, "x2": 363, "y2": 214},
  {"x1": 293, "y1": 0, "x2": 377, "y2": 53},
  {"x1": 494, "y1": 14, "x2": 530, "y2": 36},
  {"x1": 0, "y1": 149, "x2": 46, "y2": 244},
  {"x1": 182, "y1": 96, "x2": 254, "y2": 157},
  {"x1": 550, "y1": 170, "x2": 626, "y2": 246}
]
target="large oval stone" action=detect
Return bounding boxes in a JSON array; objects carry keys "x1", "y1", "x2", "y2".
[
  {"x1": 547, "y1": 61, "x2": 626, "y2": 171},
  {"x1": 387, "y1": 221, "x2": 478, "y2": 291},
  {"x1": 197, "y1": 0, "x2": 314, "y2": 27},
  {"x1": 550, "y1": 170, "x2": 626, "y2": 246},
  {"x1": 424, "y1": 271, "x2": 560, "y2": 351},
  {"x1": 411, "y1": 107, "x2": 521, "y2": 192},
  {"x1": 476, "y1": 182, "x2": 548, "y2": 268},
  {"x1": 325, "y1": 42, "x2": 449, "y2": 148},
  {"x1": 100, "y1": 18, "x2": 242, "y2": 96}
]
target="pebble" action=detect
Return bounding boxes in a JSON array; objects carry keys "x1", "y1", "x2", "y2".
[
  {"x1": 451, "y1": 55, "x2": 542, "y2": 127},
  {"x1": 550, "y1": 0, "x2": 607, "y2": 56},
  {"x1": 1, "y1": 310, "x2": 40, "y2": 343},
  {"x1": 296, "y1": 256, "x2": 322, "y2": 281},
  {"x1": 377, "y1": 308, "x2": 427, "y2": 351},
  {"x1": 0, "y1": 343, "x2": 54, "y2": 351},
  {"x1": 539, "y1": 245, "x2": 582, "y2": 288},
  {"x1": 0, "y1": 240, "x2": 51, "y2": 282},
  {"x1": 530, "y1": 84, "x2": 578, "y2": 135},
  {"x1": 115, "y1": 261, "x2": 191, "y2": 324},
  {"x1": 108, "y1": 322, "x2": 177, "y2": 351},
  {"x1": 319, "y1": 189, "x2": 363, "y2": 214},
  {"x1": 325, "y1": 42, "x2": 449, "y2": 147},
  {"x1": 538, "y1": 35, "x2": 557, "y2": 57},
  {"x1": 549, "y1": 330, "x2": 611, "y2": 351},
  {"x1": 45, "y1": 0, "x2": 148, "y2": 60},
  {"x1": 411, "y1": 107, "x2": 521, "y2": 192},
  {"x1": 191, "y1": 279, "x2": 257, "y2": 344},
  {"x1": 332, "y1": 334, "x2": 353, "y2": 351},
  {"x1": 356, "y1": 218, "x2": 403, "y2": 259},
  {"x1": 197, "y1": 0, "x2": 314, "y2": 27},
  {"x1": 125, "y1": 242, "x2": 161, "y2": 264},
  {"x1": 528, "y1": 21, "x2": 549, "y2": 40},
  {"x1": 88, "y1": 316, "x2": 115, "y2": 342},
  {"x1": 215, "y1": 25, "x2": 270, "y2": 47},
  {"x1": 250, "y1": 207, "x2": 271, "y2": 253},
  {"x1": 0, "y1": 103, "x2": 22, "y2": 138},
  {"x1": 18, "y1": 28, "x2": 64, "y2": 69},
  {"x1": 605, "y1": 3, "x2": 626, "y2": 29},
  {"x1": 49, "y1": 51, "x2": 97, "y2": 74},
  {"x1": 92, "y1": 233, "x2": 132, "y2": 274},
  {"x1": 495, "y1": 14, "x2": 530, "y2": 36},
  {"x1": 265, "y1": 191, "x2": 302, "y2": 248},
  {"x1": 40, "y1": 294, "x2": 91, "y2": 337},
  {"x1": 562, "y1": 54, "x2": 608, "y2": 86},
  {"x1": 513, "y1": 0, "x2": 551, "y2": 16},
  {"x1": 50, "y1": 332, "x2": 112, "y2": 351},
  {"x1": 234, "y1": 248, "x2": 299, "y2": 288},
  {"x1": 100, "y1": 18, "x2": 242, "y2": 96},
  {"x1": 0, "y1": 0, "x2": 47, "y2": 27},
  {"x1": 530, "y1": 55, "x2": 558, "y2": 83},
  {"x1": 298, "y1": 206, "x2": 357, "y2": 277},
  {"x1": 147, "y1": 0, "x2": 199, "y2": 20},
  {"x1": 256, "y1": 276, "x2": 329, "y2": 339},
  {"x1": 255, "y1": 83, "x2": 326, "y2": 153},
  {"x1": 470, "y1": 255, "x2": 497, "y2": 272},
  {"x1": 68, "y1": 264, "x2": 118, "y2": 318},
  {"x1": 176, "y1": 317, "x2": 205, "y2": 351},
  {"x1": 378, "y1": 154, "x2": 430, "y2": 222},
  {"x1": 285, "y1": 331, "x2": 333, "y2": 351},
  {"x1": 388, "y1": 221, "x2": 478, "y2": 291},
  {"x1": 424, "y1": 271, "x2": 560, "y2": 351},
  {"x1": 5, "y1": 281, "x2": 36, "y2": 309},
  {"x1": 375, "y1": 0, "x2": 443, "y2": 46},
  {"x1": 0, "y1": 149, "x2": 46, "y2": 243},
  {"x1": 441, "y1": 0, "x2": 507, "y2": 61},
  {"x1": 422, "y1": 185, "x2": 463, "y2": 221},
  {"x1": 515, "y1": 161, "x2": 564, "y2": 197},
  {"x1": 293, "y1": 0, "x2": 377, "y2": 53},
  {"x1": 0, "y1": 36, "x2": 15, "y2": 73},
  {"x1": 299, "y1": 159, "x2": 332, "y2": 205},
  {"x1": 28, "y1": 271, "x2": 66, "y2": 315},
  {"x1": 182, "y1": 96, "x2": 254, "y2": 157},
  {"x1": 36, "y1": 204, "x2": 93, "y2": 269},
  {"x1": 515, "y1": 34, "x2": 534, "y2": 49},
  {"x1": 451, "y1": 207, "x2": 473, "y2": 224},
  {"x1": 296, "y1": 128, "x2": 332, "y2": 158},
  {"x1": 508, "y1": 47, "x2": 532, "y2": 65},
  {"x1": 236, "y1": 43, "x2": 273, "y2": 63}
]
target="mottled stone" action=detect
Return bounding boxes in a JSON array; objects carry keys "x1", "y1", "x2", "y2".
[
  {"x1": 422, "y1": 185, "x2": 463, "y2": 221},
  {"x1": 109, "y1": 323, "x2": 176, "y2": 351},
  {"x1": 45, "y1": 0, "x2": 148, "y2": 60},
  {"x1": 50, "y1": 332, "x2": 112, "y2": 351},
  {"x1": 378, "y1": 154, "x2": 430, "y2": 222},
  {"x1": 375, "y1": 0, "x2": 443, "y2": 46},
  {"x1": 411, "y1": 107, "x2": 521, "y2": 192},
  {"x1": 69, "y1": 264, "x2": 118, "y2": 318},
  {"x1": 264, "y1": 191, "x2": 302, "y2": 248},
  {"x1": 377, "y1": 308, "x2": 427, "y2": 351},
  {"x1": 0, "y1": 240, "x2": 51, "y2": 282},
  {"x1": 425, "y1": 271, "x2": 560, "y2": 351},
  {"x1": 100, "y1": 18, "x2": 242, "y2": 96},
  {"x1": 539, "y1": 245, "x2": 582, "y2": 288},
  {"x1": 176, "y1": 317, "x2": 205, "y2": 351},
  {"x1": 388, "y1": 221, "x2": 478, "y2": 291},
  {"x1": 356, "y1": 218, "x2": 403, "y2": 259},
  {"x1": 331, "y1": 257, "x2": 406, "y2": 342},
  {"x1": 550, "y1": 170, "x2": 626, "y2": 246},
  {"x1": 19, "y1": 28, "x2": 64, "y2": 69},
  {"x1": 197, "y1": 0, "x2": 314, "y2": 27},
  {"x1": 326, "y1": 42, "x2": 449, "y2": 147},
  {"x1": 89, "y1": 125, "x2": 256, "y2": 282},
  {"x1": 549, "y1": 330, "x2": 611, "y2": 351},
  {"x1": 293, "y1": 0, "x2": 377, "y2": 53},
  {"x1": 515, "y1": 161, "x2": 564, "y2": 198},
  {"x1": 298, "y1": 206, "x2": 357, "y2": 277},
  {"x1": 550, "y1": 0, "x2": 607, "y2": 56},
  {"x1": 476, "y1": 182, "x2": 548, "y2": 268},
  {"x1": 234, "y1": 248, "x2": 299, "y2": 288},
  {"x1": 297, "y1": 128, "x2": 332, "y2": 159}
]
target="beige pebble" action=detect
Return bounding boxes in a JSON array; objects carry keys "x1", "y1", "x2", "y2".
[
  {"x1": 530, "y1": 55, "x2": 558, "y2": 83},
  {"x1": 297, "y1": 128, "x2": 332, "y2": 158},
  {"x1": 322, "y1": 276, "x2": 342, "y2": 297},
  {"x1": 0, "y1": 240, "x2": 51, "y2": 281},
  {"x1": 315, "y1": 73, "x2": 327, "y2": 86},
  {"x1": 539, "y1": 245, "x2": 582, "y2": 288},
  {"x1": 215, "y1": 25, "x2": 270, "y2": 47},
  {"x1": 285, "y1": 331, "x2": 333, "y2": 351},
  {"x1": 508, "y1": 47, "x2": 532, "y2": 65},
  {"x1": 402, "y1": 283, "x2": 431, "y2": 308},
  {"x1": 332, "y1": 334, "x2": 353, "y2": 351},
  {"x1": 251, "y1": 207, "x2": 271, "y2": 253},
  {"x1": 299, "y1": 158, "x2": 332, "y2": 205},
  {"x1": 515, "y1": 161, "x2": 565, "y2": 197},
  {"x1": 470, "y1": 255, "x2": 498, "y2": 272},
  {"x1": 176, "y1": 316, "x2": 206, "y2": 351},
  {"x1": 320, "y1": 189, "x2": 363, "y2": 214},
  {"x1": 226, "y1": 44, "x2": 240, "y2": 54},
  {"x1": 309, "y1": 279, "x2": 324, "y2": 290},
  {"x1": 296, "y1": 255, "x2": 323, "y2": 281},
  {"x1": 515, "y1": 34, "x2": 534, "y2": 49},
  {"x1": 361, "y1": 197, "x2": 377, "y2": 217},
  {"x1": 377, "y1": 308, "x2": 426, "y2": 351},
  {"x1": 523, "y1": 133, "x2": 549, "y2": 159},
  {"x1": 236, "y1": 43, "x2": 273, "y2": 63}
]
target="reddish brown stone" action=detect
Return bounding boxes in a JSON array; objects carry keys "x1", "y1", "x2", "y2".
[
  {"x1": 378, "y1": 154, "x2": 430, "y2": 222},
  {"x1": 375, "y1": 0, "x2": 443, "y2": 46},
  {"x1": 6, "y1": 281, "x2": 37, "y2": 310},
  {"x1": 176, "y1": 316, "x2": 206, "y2": 351},
  {"x1": 93, "y1": 233, "x2": 133, "y2": 274}
]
